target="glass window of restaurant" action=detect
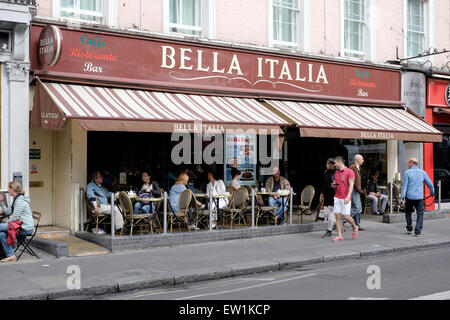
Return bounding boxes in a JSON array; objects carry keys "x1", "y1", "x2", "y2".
[{"x1": 433, "y1": 125, "x2": 450, "y2": 202}]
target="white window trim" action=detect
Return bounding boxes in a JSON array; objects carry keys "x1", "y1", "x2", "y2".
[
  {"x1": 268, "y1": 0, "x2": 307, "y2": 51},
  {"x1": 163, "y1": 0, "x2": 216, "y2": 39},
  {"x1": 340, "y1": 0, "x2": 375, "y2": 61},
  {"x1": 403, "y1": 0, "x2": 434, "y2": 63},
  {"x1": 52, "y1": 0, "x2": 117, "y2": 26}
]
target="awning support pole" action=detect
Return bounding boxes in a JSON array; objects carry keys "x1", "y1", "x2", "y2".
[
  {"x1": 209, "y1": 191, "x2": 213, "y2": 231},
  {"x1": 79, "y1": 188, "x2": 84, "y2": 232},
  {"x1": 163, "y1": 191, "x2": 168, "y2": 234},
  {"x1": 289, "y1": 188, "x2": 293, "y2": 225},
  {"x1": 389, "y1": 183, "x2": 393, "y2": 214},
  {"x1": 251, "y1": 188, "x2": 255, "y2": 228},
  {"x1": 438, "y1": 180, "x2": 442, "y2": 213},
  {"x1": 110, "y1": 193, "x2": 115, "y2": 238}
]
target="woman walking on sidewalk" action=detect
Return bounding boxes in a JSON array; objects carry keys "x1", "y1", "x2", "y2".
[
  {"x1": 332, "y1": 157, "x2": 359, "y2": 242},
  {"x1": 0, "y1": 181, "x2": 34, "y2": 263}
]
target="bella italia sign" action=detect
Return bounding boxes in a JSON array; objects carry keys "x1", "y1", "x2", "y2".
[{"x1": 31, "y1": 24, "x2": 401, "y2": 103}]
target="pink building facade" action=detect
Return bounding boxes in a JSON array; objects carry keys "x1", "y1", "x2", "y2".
[{"x1": 35, "y1": 0, "x2": 449, "y2": 69}]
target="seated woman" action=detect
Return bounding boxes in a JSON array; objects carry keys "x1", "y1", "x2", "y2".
[
  {"x1": 134, "y1": 170, "x2": 161, "y2": 214},
  {"x1": 206, "y1": 169, "x2": 229, "y2": 230},
  {"x1": 230, "y1": 167, "x2": 241, "y2": 190},
  {"x1": 0, "y1": 181, "x2": 35, "y2": 263},
  {"x1": 169, "y1": 173, "x2": 200, "y2": 231}
]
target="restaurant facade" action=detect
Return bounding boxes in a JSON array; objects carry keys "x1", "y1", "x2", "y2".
[{"x1": 28, "y1": 20, "x2": 441, "y2": 233}]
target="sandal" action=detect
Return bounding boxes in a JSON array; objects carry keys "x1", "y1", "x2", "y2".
[{"x1": 332, "y1": 237, "x2": 344, "y2": 242}]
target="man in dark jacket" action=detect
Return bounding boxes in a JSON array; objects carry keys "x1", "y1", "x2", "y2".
[{"x1": 320, "y1": 158, "x2": 336, "y2": 237}]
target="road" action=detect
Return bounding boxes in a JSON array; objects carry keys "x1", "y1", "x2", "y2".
[{"x1": 91, "y1": 245, "x2": 450, "y2": 300}]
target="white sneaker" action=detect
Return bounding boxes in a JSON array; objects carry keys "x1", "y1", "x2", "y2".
[{"x1": 189, "y1": 225, "x2": 200, "y2": 231}]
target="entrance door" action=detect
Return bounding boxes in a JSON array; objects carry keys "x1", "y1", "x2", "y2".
[{"x1": 29, "y1": 129, "x2": 54, "y2": 226}]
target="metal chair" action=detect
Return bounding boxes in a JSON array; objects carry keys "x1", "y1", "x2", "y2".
[
  {"x1": 292, "y1": 185, "x2": 315, "y2": 223},
  {"x1": 222, "y1": 187, "x2": 249, "y2": 229},
  {"x1": 168, "y1": 189, "x2": 197, "y2": 232},
  {"x1": 84, "y1": 192, "x2": 110, "y2": 233},
  {"x1": 15, "y1": 211, "x2": 41, "y2": 261},
  {"x1": 119, "y1": 191, "x2": 152, "y2": 236}
]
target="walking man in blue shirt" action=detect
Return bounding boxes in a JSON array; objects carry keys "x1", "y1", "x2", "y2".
[{"x1": 400, "y1": 157, "x2": 434, "y2": 237}]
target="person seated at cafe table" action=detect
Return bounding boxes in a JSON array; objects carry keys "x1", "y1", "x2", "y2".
[
  {"x1": 0, "y1": 181, "x2": 35, "y2": 263},
  {"x1": 87, "y1": 171, "x2": 124, "y2": 232},
  {"x1": 206, "y1": 169, "x2": 229, "y2": 230},
  {"x1": 366, "y1": 169, "x2": 388, "y2": 215},
  {"x1": 265, "y1": 166, "x2": 291, "y2": 224},
  {"x1": 230, "y1": 167, "x2": 241, "y2": 190},
  {"x1": 134, "y1": 170, "x2": 161, "y2": 215},
  {"x1": 169, "y1": 173, "x2": 201, "y2": 231}
]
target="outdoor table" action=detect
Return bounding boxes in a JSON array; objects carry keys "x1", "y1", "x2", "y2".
[
  {"x1": 135, "y1": 197, "x2": 163, "y2": 213},
  {"x1": 194, "y1": 193, "x2": 209, "y2": 199},
  {"x1": 256, "y1": 191, "x2": 291, "y2": 220},
  {"x1": 211, "y1": 193, "x2": 232, "y2": 226}
]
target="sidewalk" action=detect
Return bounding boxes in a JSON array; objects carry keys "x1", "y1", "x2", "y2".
[{"x1": 2, "y1": 215, "x2": 450, "y2": 300}]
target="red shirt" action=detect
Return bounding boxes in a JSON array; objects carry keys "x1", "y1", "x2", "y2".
[{"x1": 334, "y1": 167, "x2": 355, "y2": 199}]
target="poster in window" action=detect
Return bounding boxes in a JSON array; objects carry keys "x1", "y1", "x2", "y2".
[{"x1": 224, "y1": 133, "x2": 257, "y2": 186}]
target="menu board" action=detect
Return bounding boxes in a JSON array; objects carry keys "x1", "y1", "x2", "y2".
[{"x1": 224, "y1": 134, "x2": 257, "y2": 186}]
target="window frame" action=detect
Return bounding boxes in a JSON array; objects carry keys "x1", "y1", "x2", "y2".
[
  {"x1": 269, "y1": 0, "x2": 306, "y2": 51},
  {"x1": 342, "y1": 0, "x2": 367, "y2": 59},
  {"x1": 163, "y1": 0, "x2": 215, "y2": 39},
  {"x1": 52, "y1": 0, "x2": 117, "y2": 26}
]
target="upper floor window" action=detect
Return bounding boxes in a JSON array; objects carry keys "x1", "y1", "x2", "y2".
[
  {"x1": 407, "y1": 0, "x2": 426, "y2": 57},
  {"x1": 343, "y1": 0, "x2": 365, "y2": 58},
  {"x1": 58, "y1": 0, "x2": 103, "y2": 23},
  {"x1": 168, "y1": 0, "x2": 203, "y2": 36},
  {"x1": 272, "y1": 0, "x2": 300, "y2": 48},
  {"x1": 53, "y1": 0, "x2": 116, "y2": 26}
]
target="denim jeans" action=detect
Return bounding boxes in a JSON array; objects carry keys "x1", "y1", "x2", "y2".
[
  {"x1": 133, "y1": 202, "x2": 153, "y2": 214},
  {"x1": 268, "y1": 196, "x2": 288, "y2": 220},
  {"x1": 350, "y1": 189, "x2": 362, "y2": 227},
  {"x1": 0, "y1": 223, "x2": 33, "y2": 257},
  {"x1": 405, "y1": 198, "x2": 425, "y2": 235}
]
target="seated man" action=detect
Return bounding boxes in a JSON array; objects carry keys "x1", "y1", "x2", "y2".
[
  {"x1": 265, "y1": 166, "x2": 291, "y2": 223},
  {"x1": 87, "y1": 171, "x2": 124, "y2": 232},
  {"x1": 366, "y1": 169, "x2": 388, "y2": 215}
]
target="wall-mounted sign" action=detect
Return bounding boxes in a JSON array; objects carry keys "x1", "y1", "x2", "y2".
[
  {"x1": 30, "y1": 24, "x2": 401, "y2": 103},
  {"x1": 428, "y1": 79, "x2": 450, "y2": 108},
  {"x1": 38, "y1": 25, "x2": 62, "y2": 66},
  {"x1": 29, "y1": 148, "x2": 41, "y2": 159},
  {"x1": 30, "y1": 164, "x2": 38, "y2": 174},
  {"x1": 446, "y1": 83, "x2": 450, "y2": 107},
  {"x1": 402, "y1": 72, "x2": 426, "y2": 117}
]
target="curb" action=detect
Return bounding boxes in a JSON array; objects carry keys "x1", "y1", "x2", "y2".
[{"x1": 10, "y1": 237, "x2": 449, "y2": 300}]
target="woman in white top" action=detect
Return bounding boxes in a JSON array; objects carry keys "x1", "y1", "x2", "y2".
[{"x1": 206, "y1": 170, "x2": 228, "y2": 230}]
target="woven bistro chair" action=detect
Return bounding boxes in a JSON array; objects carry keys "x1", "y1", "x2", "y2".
[
  {"x1": 292, "y1": 185, "x2": 315, "y2": 223},
  {"x1": 222, "y1": 187, "x2": 249, "y2": 229},
  {"x1": 255, "y1": 195, "x2": 278, "y2": 226},
  {"x1": 84, "y1": 192, "x2": 110, "y2": 233},
  {"x1": 119, "y1": 191, "x2": 152, "y2": 236},
  {"x1": 388, "y1": 183, "x2": 405, "y2": 213},
  {"x1": 168, "y1": 189, "x2": 197, "y2": 232}
]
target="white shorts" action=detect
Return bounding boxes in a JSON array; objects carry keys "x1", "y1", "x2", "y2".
[{"x1": 333, "y1": 198, "x2": 351, "y2": 216}]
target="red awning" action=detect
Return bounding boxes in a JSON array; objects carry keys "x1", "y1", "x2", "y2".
[
  {"x1": 265, "y1": 100, "x2": 442, "y2": 142},
  {"x1": 32, "y1": 80, "x2": 291, "y2": 133}
]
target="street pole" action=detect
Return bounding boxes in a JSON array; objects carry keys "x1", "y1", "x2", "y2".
[
  {"x1": 110, "y1": 193, "x2": 115, "y2": 238},
  {"x1": 163, "y1": 191, "x2": 168, "y2": 234},
  {"x1": 251, "y1": 187, "x2": 255, "y2": 228},
  {"x1": 438, "y1": 180, "x2": 442, "y2": 213},
  {"x1": 79, "y1": 188, "x2": 84, "y2": 232},
  {"x1": 209, "y1": 190, "x2": 213, "y2": 231},
  {"x1": 289, "y1": 188, "x2": 293, "y2": 225},
  {"x1": 389, "y1": 183, "x2": 393, "y2": 214}
]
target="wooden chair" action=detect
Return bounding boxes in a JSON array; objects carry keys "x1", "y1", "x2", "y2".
[
  {"x1": 84, "y1": 192, "x2": 110, "y2": 233},
  {"x1": 255, "y1": 195, "x2": 278, "y2": 226},
  {"x1": 15, "y1": 211, "x2": 41, "y2": 261},
  {"x1": 291, "y1": 185, "x2": 315, "y2": 223},
  {"x1": 118, "y1": 191, "x2": 152, "y2": 236},
  {"x1": 168, "y1": 189, "x2": 197, "y2": 232},
  {"x1": 222, "y1": 187, "x2": 249, "y2": 229}
]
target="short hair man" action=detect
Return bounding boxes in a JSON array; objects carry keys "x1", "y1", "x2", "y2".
[
  {"x1": 400, "y1": 158, "x2": 434, "y2": 237},
  {"x1": 320, "y1": 158, "x2": 336, "y2": 238},
  {"x1": 332, "y1": 156, "x2": 359, "y2": 241},
  {"x1": 366, "y1": 169, "x2": 388, "y2": 215},
  {"x1": 87, "y1": 171, "x2": 124, "y2": 232},
  {"x1": 265, "y1": 166, "x2": 291, "y2": 224},
  {"x1": 349, "y1": 154, "x2": 365, "y2": 230}
]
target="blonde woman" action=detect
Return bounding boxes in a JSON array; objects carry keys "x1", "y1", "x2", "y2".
[
  {"x1": 0, "y1": 181, "x2": 34, "y2": 263},
  {"x1": 169, "y1": 173, "x2": 200, "y2": 230}
]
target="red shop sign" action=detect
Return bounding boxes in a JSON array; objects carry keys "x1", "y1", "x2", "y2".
[
  {"x1": 30, "y1": 24, "x2": 401, "y2": 103},
  {"x1": 428, "y1": 79, "x2": 450, "y2": 107}
]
